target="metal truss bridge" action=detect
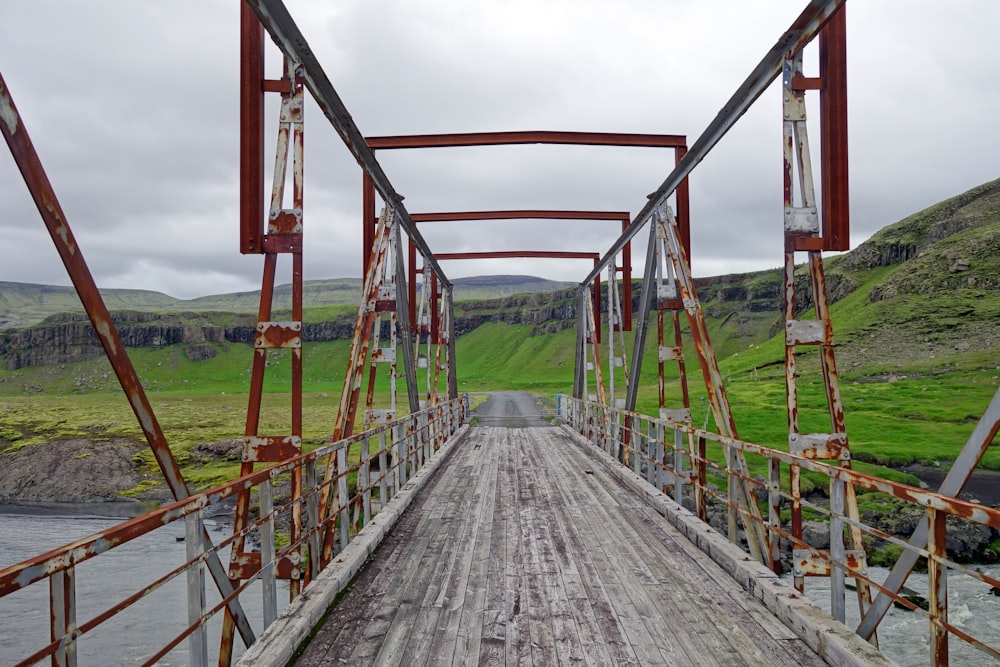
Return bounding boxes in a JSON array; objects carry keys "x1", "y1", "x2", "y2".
[{"x1": 1, "y1": 1, "x2": 999, "y2": 665}]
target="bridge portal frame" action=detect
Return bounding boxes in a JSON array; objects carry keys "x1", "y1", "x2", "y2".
[{"x1": 362, "y1": 133, "x2": 693, "y2": 336}]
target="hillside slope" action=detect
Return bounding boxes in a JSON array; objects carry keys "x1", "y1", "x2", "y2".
[
  {"x1": 0, "y1": 178, "x2": 997, "y2": 386},
  {"x1": 0, "y1": 275, "x2": 574, "y2": 329}
]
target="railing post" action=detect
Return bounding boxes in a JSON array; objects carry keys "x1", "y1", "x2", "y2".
[
  {"x1": 259, "y1": 476, "x2": 278, "y2": 628},
  {"x1": 928, "y1": 507, "x2": 949, "y2": 664},
  {"x1": 304, "y1": 458, "x2": 321, "y2": 583},
  {"x1": 653, "y1": 421, "x2": 664, "y2": 492},
  {"x1": 830, "y1": 476, "x2": 846, "y2": 624},
  {"x1": 673, "y1": 428, "x2": 683, "y2": 502},
  {"x1": 696, "y1": 436, "x2": 707, "y2": 521},
  {"x1": 361, "y1": 435, "x2": 371, "y2": 526},
  {"x1": 768, "y1": 457, "x2": 782, "y2": 574},
  {"x1": 378, "y1": 429, "x2": 388, "y2": 508},
  {"x1": 50, "y1": 567, "x2": 77, "y2": 667},
  {"x1": 631, "y1": 415, "x2": 641, "y2": 475},
  {"x1": 726, "y1": 443, "x2": 737, "y2": 543},
  {"x1": 337, "y1": 446, "x2": 350, "y2": 550},
  {"x1": 393, "y1": 423, "x2": 405, "y2": 489},
  {"x1": 185, "y1": 509, "x2": 208, "y2": 667}
]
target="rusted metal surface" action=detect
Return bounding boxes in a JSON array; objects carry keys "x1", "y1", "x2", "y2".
[
  {"x1": 655, "y1": 204, "x2": 768, "y2": 563},
  {"x1": 1, "y1": 69, "x2": 258, "y2": 653},
  {"x1": 559, "y1": 394, "x2": 1000, "y2": 663},
  {"x1": 225, "y1": 45, "x2": 308, "y2": 662},
  {"x1": 366, "y1": 130, "x2": 686, "y2": 149},
  {"x1": 240, "y1": 2, "x2": 265, "y2": 254},
  {"x1": 780, "y1": 29, "x2": 872, "y2": 629},
  {"x1": 243, "y1": 0, "x2": 451, "y2": 289},
  {"x1": 858, "y1": 386, "x2": 1000, "y2": 641},
  {"x1": 819, "y1": 4, "x2": 849, "y2": 251},
  {"x1": 0, "y1": 400, "x2": 466, "y2": 666},
  {"x1": 436, "y1": 250, "x2": 600, "y2": 261},
  {"x1": 583, "y1": 0, "x2": 845, "y2": 287},
  {"x1": 402, "y1": 209, "x2": 634, "y2": 332},
  {"x1": 410, "y1": 209, "x2": 631, "y2": 222}
]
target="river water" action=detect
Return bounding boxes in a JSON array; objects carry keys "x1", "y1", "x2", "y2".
[
  {"x1": 2, "y1": 507, "x2": 999, "y2": 665},
  {"x1": 0, "y1": 505, "x2": 284, "y2": 667},
  {"x1": 787, "y1": 565, "x2": 1000, "y2": 666}
]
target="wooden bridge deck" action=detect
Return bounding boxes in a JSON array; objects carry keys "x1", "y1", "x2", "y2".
[{"x1": 294, "y1": 425, "x2": 826, "y2": 666}]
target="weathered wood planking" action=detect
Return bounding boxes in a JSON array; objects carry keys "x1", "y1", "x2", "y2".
[{"x1": 293, "y1": 426, "x2": 827, "y2": 666}]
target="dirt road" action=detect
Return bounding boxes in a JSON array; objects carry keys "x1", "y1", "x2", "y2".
[{"x1": 472, "y1": 391, "x2": 554, "y2": 428}]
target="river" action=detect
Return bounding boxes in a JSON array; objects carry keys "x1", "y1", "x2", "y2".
[
  {"x1": 2, "y1": 507, "x2": 999, "y2": 665},
  {"x1": 0, "y1": 504, "x2": 284, "y2": 666}
]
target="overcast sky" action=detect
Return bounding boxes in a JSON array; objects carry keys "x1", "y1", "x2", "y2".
[{"x1": 0, "y1": 1, "x2": 997, "y2": 299}]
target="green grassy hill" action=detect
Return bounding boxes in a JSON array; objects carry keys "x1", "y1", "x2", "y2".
[
  {"x1": 0, "y1": 275, "x2": 574, "y2": 329},
  {"x1": 0, "y1": 179, "x2": 997, "y2": 493}
]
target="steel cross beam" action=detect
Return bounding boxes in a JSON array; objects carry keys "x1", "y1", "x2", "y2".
[
  {"x1": 582, "y1": 0, "x2": 845, "y2": 287},
  {"x1": 0, "y1": 69, "x2": 258, "y2": 651},
  {"x1": 241, "y1": 0, "x2": 451, "y2": 288},
  {"x1": 361, "y1": 130, "x2": 690, "y2": 300},
  {"x1": 366, "y1": 130, "x2": 686, "y2": 149},
  {"x1": 404, "y1": 209, "x2": 638, "y2": 342},
  {"x1": 410, "y1": 209, "x2": 631, "y2": 222},
  {"x1": 436, "y1": 251, "x2": 601, "y2": 261}
]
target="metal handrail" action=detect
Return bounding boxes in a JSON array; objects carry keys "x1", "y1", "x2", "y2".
[
  {"x1": 0, "y1": 396, "x2": 467, "y2": 667},
  {"x1": 558, "y1": 394, "x2": 1000, "y2": 665}
]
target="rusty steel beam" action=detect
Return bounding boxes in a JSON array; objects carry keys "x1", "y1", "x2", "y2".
[
  {"x1": 0, "y1": 69, "x2": 257, "y2": 649},
  {"x1": 243, "y1": 0, "x2": 451, "y2": 287},
  {"x1": 857, "y1": 386, "x2": 1000, "y2": 640},
  {"x1": 1, "y1": 73, "x2": 190, "y2": 518},
  {"x1": 583, "y1": 0, "x2": 845, "y2": 287},
  {"x1": 410, "y1": 209, "x2": 631, "y2": 222},
  {"x1": 366, "y1": 130, "x2": 686, "y2": 149},
  {"x1": 408, "y1": 209, "x2": 634, "y2": 331},
  {"x1": 436, "y1": 251, "x2": 600, "y2": 261},
  {"x1": 362, "y1": 172, "x2": 376, "y2": 275},
  {"x1": 819, "y1": 4, "x2": 849, "y2": 250},
  {"x1": 240, "y1": 3, "x2": 265, "y2": 254}
]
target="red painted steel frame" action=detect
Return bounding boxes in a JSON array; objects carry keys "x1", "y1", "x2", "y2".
[
  {"x1": 436, "y1": 251, "x2": 600, "y2": 260},
  {"x1": 819, "y1": 5, "x2": 848, "y2": 251},
  {"x1": 361, "y1": 132, "x2": 690, "y2": 335},
  {"x1": 366, "y1": 130, "x2": 687, "y2": 150},
  {"x1": 427, "y1": 250, "x2": 602, "y2": 347},
  {"x1": 403, "y1": 210, "x2": 630, "y2": 340},
  {"x1": 239, "y1": 3, "x2": 264, "y2": 254}
]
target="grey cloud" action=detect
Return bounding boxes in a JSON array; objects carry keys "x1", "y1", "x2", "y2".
[{"x1": 0, "y1": 1, "x2": 997, "y2": 299}]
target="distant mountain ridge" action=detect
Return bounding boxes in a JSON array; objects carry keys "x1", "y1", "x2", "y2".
[
  {"x1": 0, "y1": 275, "x2": 575, "y2": 329},
  {"x1": 0, "y1": 177, "x2": 997, "y2": 379}
]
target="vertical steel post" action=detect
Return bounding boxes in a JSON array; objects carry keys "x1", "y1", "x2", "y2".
[
  {"x1": 0, "y1": 68, "x2": 257, "y2": 656},
  {"x1": 259, "y1": 478, "x2": 278, "y2": 628},
  {"x1": 185, "y1": 511, "x2": 208, "y2": 667},
  {"x1": 240, "y1": 2, "x2": 265, "y2": 255},
  {"x1": 830, "y1": 477, "x2": 846, "y2": 624},
  {"x1": 768, "y1": 457, "x2": 782, "y2": 574},
  {"x1": 928, "y1": 508, "x2": 949, "y2": 664},
  {"x1": 362, "y1": 172, "x2": 376, "y2": 273},
  {"x1": 50, "y1": 568, "x2": 77, "y2": 667}
]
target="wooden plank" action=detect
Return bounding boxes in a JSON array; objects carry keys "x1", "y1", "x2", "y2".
[
  {"x1": 564, "y1": 427, "x2": 828, "y2": 666},
  {"x1": 365, "y1": 442, "x2": 472, "y2": 665},
  {"x1": 478, "y1": 430, "x2": 508, "y2": 667},
  {"x1": 427, "y1": 429, "x2": 499, "y2": 664},
  {"x1": 292, "y1": 425, "x2": 837, "y2": 666},
  {"x1": 545, "y1": 432, "x2": 693, "y2": 665}
]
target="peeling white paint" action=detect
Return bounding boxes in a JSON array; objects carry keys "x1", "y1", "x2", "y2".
[
  {"x1": 0, "y1": 89, "x2": 17, "y2": 136},
  {"x1": 53, "y1": 221, "x2": 76, "y2": 256},
  {"x1": 95, "y1": 318, "x2": 117, "y2": 355},
  {"x1": 130, "y1": 390, "x2": 156, "y2": 434}
]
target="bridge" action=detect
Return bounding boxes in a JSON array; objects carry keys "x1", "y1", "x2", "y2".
[{"x1": 1, "y1": 1, "x2": 999, "y2": 666}]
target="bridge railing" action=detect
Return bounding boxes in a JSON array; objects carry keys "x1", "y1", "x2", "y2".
[
  {"x1": 0, "y1": 396, "x2": 467, "y2": 667},
  {"x1": 557, "y1": 394, "x2": 1000, "y2": 665}
]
